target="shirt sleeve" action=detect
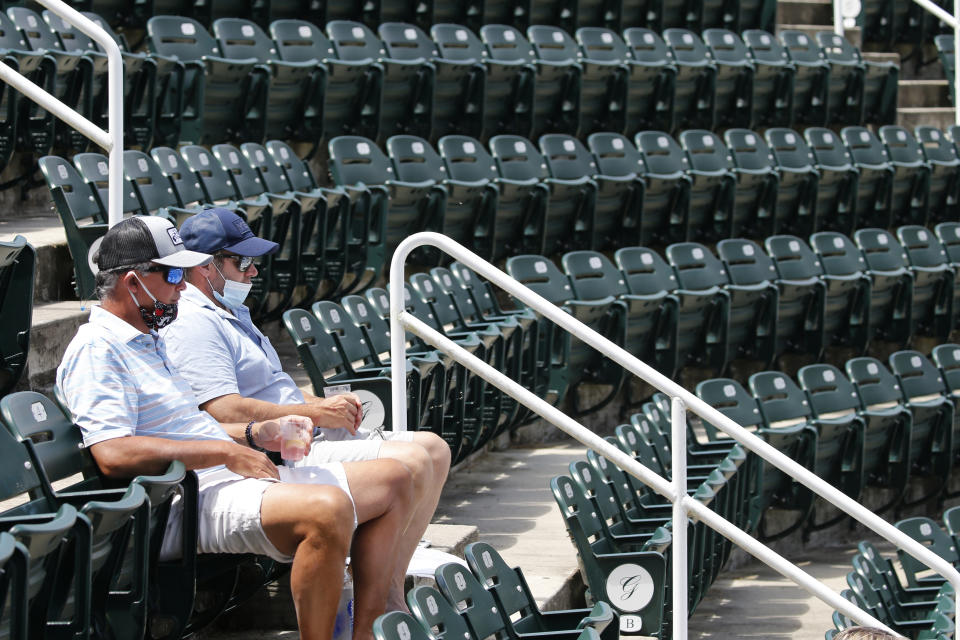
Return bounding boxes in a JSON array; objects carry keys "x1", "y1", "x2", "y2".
[
  {"x1": 162, "y1": 310, "x2": 241, "y2": 405},
  {"x1": 57, "y1": 338, "x2": 138, "y2": 447}
]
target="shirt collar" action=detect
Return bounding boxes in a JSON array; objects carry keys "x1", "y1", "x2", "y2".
[
  {"x1": 181, "y1": 281, "x2": 251, "y2": 324},
  {"x1": 89, "y1": 305, "x2": 154, "y2": 343}
]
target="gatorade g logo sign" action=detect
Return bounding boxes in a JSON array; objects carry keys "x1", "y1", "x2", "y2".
[
  {"x1": 605, "y1": 563, "x2": 654, "y2": 612},
  {"x1": 167, "y1": 228, "x2": 184, "y2": 246}
]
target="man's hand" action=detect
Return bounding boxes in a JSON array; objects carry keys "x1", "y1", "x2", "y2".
[
  {"x1": 222, "y1": 441, "x2": 280, "y2": 480},
  {"x1": 254, "y1": 416, "x2": 314, "y2": 452},
  {"x1": 307, "y1": 393, "x2": 361, "y2": 435}
]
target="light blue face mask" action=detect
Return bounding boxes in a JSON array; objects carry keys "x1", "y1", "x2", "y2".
[{"x1": 207, "y1": 263, "x2": 253, "y2": 309}]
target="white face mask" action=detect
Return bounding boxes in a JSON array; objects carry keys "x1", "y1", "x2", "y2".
[{"x1": 208, "y1": 263, "x2": 253, "y2": 309}]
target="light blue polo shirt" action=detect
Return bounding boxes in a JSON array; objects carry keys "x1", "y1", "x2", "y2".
[
  {"x1": 57, "y1": 306, "x2": 232, "y2": 474},
  {"x1": 160, "y1": 284, "x2": 304, "y2": 406}
]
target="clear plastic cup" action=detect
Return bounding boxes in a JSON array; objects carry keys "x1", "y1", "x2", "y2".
[{"x1": 279, "y1": 420, "x2": 309, "y2": 461}]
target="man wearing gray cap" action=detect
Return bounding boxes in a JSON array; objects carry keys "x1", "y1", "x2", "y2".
[
  {"x1": 57, "y1": 216, "x2": 414, "y2": 640},
  {"x1": 161, "y1": 207, "x2": 450, "y2": 612}
]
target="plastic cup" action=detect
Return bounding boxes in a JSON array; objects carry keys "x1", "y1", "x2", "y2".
[{"x1": 279, "y1": 420, "x2": 308, "y2": 462}]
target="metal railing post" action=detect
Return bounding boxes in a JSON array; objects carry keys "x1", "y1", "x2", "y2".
[
  {"x1": 671, "y1": 397, "x2": 688, "y2": 640},
  {"x1": 389, "y1": 249, "x2": 409, "y2": 432},
  {"x1": 834, "y1": 0, "x2": 844, "y2": 35}
]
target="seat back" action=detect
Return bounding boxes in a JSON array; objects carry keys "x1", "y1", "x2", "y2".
[
  {"x1": 312, "y1": 301, "x2": 377, "y2": 366},
  {"x1": 0, "y1": 237, "x2": 34, "y2": 397},
  {"x1": 704, "y1": 29, "x2": 750, "y2": 65},
  {"x1": 270, "y1": 19, "x2": 335, "y2": 63},
  {"x1": 178, "y1": 144, "x2": 240, "y2": 203},
  {"x1": 504, "y1": 255, "x2": 572, "y2": 305},
  {"x1": 378, "y1": 22, "x2": 436, "y2": 61},
  {"x1": 635, "y1": 131, "x2": 688, "y2": 175},
  {"x1": 463, "y1": 541, "x2": 534, "y2": 621},
  {"x1": 749, "y1": 371, "x2": 812, "y2": 427},
  {"x1": 666, "y1": 242, "x2": 729, "y2": 291},
  {"x1": 562, "y1": 250, "x2": 629, "y2": 300},
  {"x1": 407, "y1": 584, "x2": 473, "y2": 640},
  {"x1": 663, "y1": 28, "x2": 712, "y2": 66},
  {"x1": 241, "y1": 142, "x2": 295, "y2": 195},
  {"x1": 888, "y1": 350, "x2": 949, "y2": 401},
  {"x1": 765, "y1": 128, "x2": 816, "y2": 171},
  {"x1": 588, "y1": 132, "x2": 646, "y2": 177},
  {"x1": 147, "y1": 15, "x2": 221, "y2": 61},
  {"x1": 932, "y1": 343, "x2": 960, "y2": 394},
  {"x1": 435, "y1": 562, "x2": 507, "y2": 640},
  {"x1": 854, "y1": 228, "x2": 908, "y2": 272},
  {"x1": 527, "y1": 25, "x2": 578, "y2": 64},
  {"x1": 696, "y1": 377, "x2": 763, "y2": 438},
  {"x1": 845, "y1": 357, "x2": 904, "y2": 410},
  {"x1": 681, "y1": 129, "x2": 732, "y2": 174},
  {"x1": 716, "y1": 239, "x2": 777, "y2": 285},
  {"x1": 374, "y1": 611, "x2": 433, "y2": 640},
  {"x1": 806, "y1": 128, "x2": 854, "y2": 169},
  {"x1": 480, "y1": 24, "x2": 535, "y2": 64},
  {"x1": 438, "y1": 135, "x2": 499, "y2": 182},
  {"x1": 124, "y1": 150, "x2": 180, "y2": 214},
  {"x1": 842, "y1": 126, "x2": 890, "y2": 167},
  {"x1": 880, "y1": 125, "x2": 926, "y2": 166},
  {"x1": 490, "y1": 135, "x2": 548, "y2": 181},
  {"x1": 212, "y1": 143, "x2": 269, "y2": 199},
  {"x1": 614, "y1": 246, "x2": 678, "y2": 295},
  {"x1": 797, "y1": 364, "x2": 861, "y2": 419},
  {"x1": 897, "y1": 225, "x2": 950, "y2": 268},
  {"x1": 327, "y1": 21, "x2": 383, "y2": 62},
  {"x1": 623, "y1": 28, "x2": 672, "y2": 65},
  {"x1": 743, "y1": 29, "x2": 790, "y2": 65},
  {"x1": 73, "y1": 152, "x2": 144, "y2": 216},
  {"x1": 386, "y1": 136, "x2": 445, "y2": 183},
  {"x1": 212, "y1": 18, "x2": 274, "y2": 63},
  {"x1": 765, "y1": 235, "x2": 823, "y2": 280},
  {"x1": 430, "y1": 23, "x2": 487, "y2": 62},
  {"x1": 810, "y1": 232, "x2": 867, "y2": 277},
  {"x1": 329, "y1": 136, "x2": 396, "y2": 187},
  {"x1": 724, "y1": 129, "x2": 775, "y2": 172},
  {"x1": 576, "y1": 27, "x2": 631, "y2": 63},
  {"x1": 540, "y1": 134, "x2": 597, "y2": 181}
]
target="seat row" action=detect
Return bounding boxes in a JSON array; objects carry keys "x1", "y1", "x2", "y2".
[{"x1": 84, "y1": 0, "x2": 777, "y2": 38}]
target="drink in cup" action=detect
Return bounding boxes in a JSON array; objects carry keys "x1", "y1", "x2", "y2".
[{"x1": 280, "y1": 420, "x2": 309, "y2": 461}]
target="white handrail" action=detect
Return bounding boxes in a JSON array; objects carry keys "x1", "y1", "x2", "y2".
[
  {"x1": 3, "y1": 0, "x2": 123, "y2": 226},
  {"x1": 389, "y1": 232, "x2": 960, "y2": 638}
]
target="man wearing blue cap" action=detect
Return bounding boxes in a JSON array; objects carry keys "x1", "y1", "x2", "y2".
[{"x1": 161, "y1": 208, "x2": 450, "y2": 612}]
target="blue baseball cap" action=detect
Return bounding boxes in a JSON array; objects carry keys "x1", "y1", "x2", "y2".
[{"x1": 179, "y1": 208, "x2": 278, "y2": 257}]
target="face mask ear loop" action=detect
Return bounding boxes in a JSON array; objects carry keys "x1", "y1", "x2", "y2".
[{"x1": 132, "y1": 272, "x2": 159, "y2": 303}]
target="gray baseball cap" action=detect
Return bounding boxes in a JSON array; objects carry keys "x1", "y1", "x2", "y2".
[{"x1": 90, "y1": 216, "x2": 212, "y2": 274}]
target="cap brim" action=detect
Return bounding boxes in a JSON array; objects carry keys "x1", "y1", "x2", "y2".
[
  {"x1": 223, "y1": 236, "x2": 279, "y2": 257},
  {"x1": 153, "y1": 249, "x2": 213, "y2": 268}
]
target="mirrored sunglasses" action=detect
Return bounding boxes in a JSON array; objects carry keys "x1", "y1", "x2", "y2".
[
  {"x1": 147, "y1": 265, "x2": 185, "y2": 285},
  {"x1": 221, "y1": 254, "x2": 255, "y2": 272}
]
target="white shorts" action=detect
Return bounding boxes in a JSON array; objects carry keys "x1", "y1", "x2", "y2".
[
  {"x1": 294, "y1": 428, "x2": 417, "y2": 466},
  {"x1": 159, "y1": 464, "x2": 355, "y2": 563}
]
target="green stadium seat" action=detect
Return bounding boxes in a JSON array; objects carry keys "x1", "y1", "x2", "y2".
[
  {"x1": 149, "y1": 145, "x2": 214, "y2": 213},
  {"x1": 878, "y1": 125, "x2": 931, "y2": 227},
  {"x1": 0, "y1": 11, "x2": 53, "y2": 157},
  {"x1": 896, "y1": 225, "x2": 955, "y2": 339},
  {"x1": 840, "y1": 126, "x2": 895, "y2": 229},
  {"x1": 764, "y1": 128, "x2": 819, "y2": 237},
  {"x1": 8, "y1": 6, "x2": 93, "y2": 151},
  {"x1": 852, "y1": 553, "x2": 955, "y2": 623},
  {"x1": 916, "y1": 126, "x2": 960, "y2": 223},
  {"x1": 526, "y1": 25, "x2": 588, "y2": 136},
  {"x1": 146, "y1": 15, "x2": 266, "y2": 144},
  {"x1": 857, "y1": 542, "x2": 948, "y2": 612},
  {"x1": 0, "y1": 236, "x2": 33, "y2": 398},
  {"x1": 808, "y1": 231, "x2": 872, "y2": 353},
  {"x1": 932, "y1": 343, "x2": 960, "y2": 400},
  {"x1": 585, "y1": 132, "x2": 648, "y2": 246},
  {"x1": 799, "y1": 364, "x2": 908, "y2": 514},
  {"x1": 406, "y1": 583, "x2": 475, "y2": 640},
  {"x1": 633, "y1": 130, "x2": 692, "y2": 244},
  {"x1": 667, "y1": 241, "x2": 777, "y2": 370},
  {"x1": 374, "y1": 611, "x2": 432, "y2": 640},
  {"x1": 702, "y1": 29, "x2": 753, "y2": 128},
  {"x1": 895, "y1": 517, "x2": 960, "y2": 589},
  {"x1": 491, "y1": 134, "x2": 596, "y2": 255},
  {"x1": 853, "y1": 228, "x2": 913, "y2": 346},
  {"x1": 619, "y1": 28, "x2": 677, "y2": 135},
  {"x1": 662, "y1": 29, "x2": 716, "y2": 131},
  {"x1": 805, "y1": 128, "x2": 860, "y2": 234},
  {"x1": 722, "y1": 129, "x2": 782, "y2": 238},
  {"x1": 438, "y1": 134, "x2": 538, "y2": 261},
  {"x1": 72, "y1": 151, "x2": 147, "y2": 220},
  {"x1": 778, "y1": 30, "x2": 829, "y2": 126},
  {"x1": 571, "y1": 28, "x2": 629, "y2": 137},
  {"x1": 0, "y1": 529, "x2": 26, "y2": 638},
  {"x1": 677, "y1": 130, "x2": 734, "y2": 242},
  {"x1": 814, "y1": 31, "x2": 866, "y2": 126},
  {"x1": 739, "y1": 29, "x2": 793, "y2": 128},
  {"x1": 379, "y1": 22, "x2": 483, "y2": 141},
  {"x1": 123, "y1": 150, "x2": 200, "y2": 224},
  {"x1": 270, "y1": 19, "x2": 380, "y2": 141},
  {"x1": 328, "y1": 20, "x2": 434, "y2": 142},
  {"x1": 212, "y1": 18, "x2": 322, "y2": 142},
  {"x1": 763, "y1": 234, "x2": 828, "y2": 359}
]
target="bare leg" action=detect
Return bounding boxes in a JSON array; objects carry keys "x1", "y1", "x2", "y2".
[
  {"x1": 260, "y1": 483, "x2": 355, "y2": 640},
  {"x1": 341, "y1": 458, "x2": 415, "y2": 640}
]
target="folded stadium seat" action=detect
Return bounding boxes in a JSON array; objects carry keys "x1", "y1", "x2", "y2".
[
  {"x1": 0, "y1": 531, "x2": 26, "y2": 637},
  {"x1": 856, "y1": 541, "x2": 950, "y2": 615},
  {"x1": 763, "y1": 128, "x2": 820, "y2": 237},
  {"x1": 722, "y1": 129, "x2": 782, "y2": 237},
  {"x1": 123, "y1": 149, "x2": 202, "y2": 225},
  {"x1": 895, "y1": 517, "x2": 960, "y2": 590},
  {"x1": 805, "y1": 127, "x2": 860, "y2": 234},
  {"x1": 0, "y1": 236, "x2": 34, "y2": 397},
  {"x1": 696, "y1": 376, "x2": 814, "y2": 539},
  {"x1": 506, "y1": 254, "x2": 626, "y2": 414},
  {"x1": 896, "y1": 225, "x2": 955, "y2": 340},
  {"x1": 481, "y1": 24, "x2": 579, "y2": 139},
  {"x1": 532, "y1": 25, "x2": 625, "y2": 137},
  {"x1": 702, "y1": 29, "x2": 754, "y2": 129},
  {"x1": 799, "y1": 364, "x2": 909, "y2": 514},
  {"x1": 329, "y1": 135, "x2": 441, "y2": 266},
  {"x1": 562, "y1": 249, "x2": 677, "y2": 382},
  {"x1": 619, "y1": 28, "x2": 678, "y2": 135},
  {"x1": 0, "y1": 11, "x2": 51, "y2": 157},
  {"x1": 585, "y1": 132, "x2": 649, "y2": 245},
  {"x1": 741, "y1": 30, "x2": 795, "y2": 128},
  {"x1": 429, "y1": 24, "x2": 532, "y2": 141},
  {"x1": 147, "y1": 16, "x2": 269, "y2": 144},
  {"x1": 814, "y1": 31, "x2": 868, "y2": 126},
  {"x1": 437, "y1": 134, "x2": 541, "y2": 261},
  {"x1": 661, "y1": 29, "x2": 717, "y2": 132},
  {"x1": 270, "y1": 19, "x2": 381, "y2": 141},
  {"x1": 340, "y1": 293, "x2": 469, "y2": 462},
  {"x1": 777, "y1": 30, "x2": 829, "y2": 126},
  {"x1": 53, "y1": 11, "x2": 158, "y2": 150},
  {"x1": 936, "y1": 221, "x2": 960, "y2": 271},
  {"x1": 916, "y1": 126, "x2": 960, "y2": 223},
  {"x1": 763, "y1": 234, "x2": 828, "y2": 360},
  {"x1": 379, "y1": 22, "x2": 483, "y2": 141},
  {"x1": 932, "y1": 343, "x2": 960, "y2": 401},
  {"x1": 38, "y1": 155, "x2": 106, "y2": 299},
  {"x1": 667, "y1": 241, "x2": 777, "y2": 370},
  {"x1": 634, "y1": 130, "x2": 692, "y2": 245},
  {"x1": 750, "y1": 370, "x2": 864, "y2": 530},
  {"x1": 852, "y1": 551, "x2": 957, "y2": 626},
  {"x1": 808, "y1": 231, "x2": 872, "y2": 354},
  {"x1": 149, "y1": 145, "x2": 216, "y2": 214},
  {"x1": 862, "y1": 354, "x2": 953, "y2": 504},
  {"x1": 540, "y1": 134, "x2": 635, "y2": 250},
  {"x1": 8, "y1": 6, "x2": 94, "y2": 151},
  {"x1": 72, "y1": 151, "x2": 149, "y2": 220},
  {"x1": 375, "y1": 611, "x2": 435, "y2": 640},
  {"x1": 175, "y1": 144, "x2": 271, "y2": 229},
  {"x1": 328, "y1": 20, "x2": 434, "y2": 143},
  {"x1": 878, "y1": 125, "x2": 932, "y2": 227},
  {"x1": 211, "y1": 18, "x2": 322, "y2": 142},
  {"x1": 491, "y1": 134, "x2": 596, "y2": 255},
  {"x1": 387, "y1": 134, "x2": 492, "y2": 260},
  {"x1": 852, "y1": 228, "x2": 914, "y2": 347},
  {"x1": 840, "y1": 126, "x2": 895, "y2": 229},
  {"x1": 616, "y1": 245, "x2": 726, "y2": 376},
  {"x1": 677, "y1": 130, "x2": 735, "y2": 242},
  {"x1": 406, "y1": 584, "x2": 481, "y2": 640}
]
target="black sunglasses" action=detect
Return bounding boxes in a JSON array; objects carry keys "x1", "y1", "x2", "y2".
[{"x1": 219, "y1": 254, "x2": 255, "y2": 272}]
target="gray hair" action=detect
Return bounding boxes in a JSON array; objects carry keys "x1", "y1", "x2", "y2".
[
  {"x1": 834, "y1": 627, "x2": 898, "y2": 640},
  {"x1": 94, "y1": 261, "x2": 156, "y2": 301}
]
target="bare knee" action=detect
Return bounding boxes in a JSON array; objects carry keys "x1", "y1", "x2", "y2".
[
  {"x1": 378, "y1": 458, "x2": 415, "y2": 511},
  {"x1": 299, "y1": 487, "x2": 355, "y2": 553},
  {"x1": 413, "y1": 432, "x2": 451, "y2": 479},
  {"x1": 382, "y1": 442, "x2": 433, "y2": 493}
]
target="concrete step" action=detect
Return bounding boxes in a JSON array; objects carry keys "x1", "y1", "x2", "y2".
[
  {"x1": 0, "y1": 212, "x2": 78, "y2": 304},
  {"x1": 776, "y1": 0, "x2": 833, "y2": 27},
  {"x1": 897, "y1": 106, "x2": 957, "y2": 129},
  {"x1": 864, "y1": 51, "x2": 901, "y2": 65},
  {"x1": 23, "y1": 302, "x2": 89, "y2": 393},
  {"x1": 898, "y1": 78, "x2": 951, "y2": 107}
]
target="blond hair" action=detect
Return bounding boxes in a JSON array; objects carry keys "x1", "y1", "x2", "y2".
[{"x1": 834, "y1": 627, "x2": 899, "y2": 640}]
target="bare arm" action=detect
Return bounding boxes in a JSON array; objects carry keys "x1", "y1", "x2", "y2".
[{"x1": 201, "y1": 393, "x2": 361, "y2": 435}]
